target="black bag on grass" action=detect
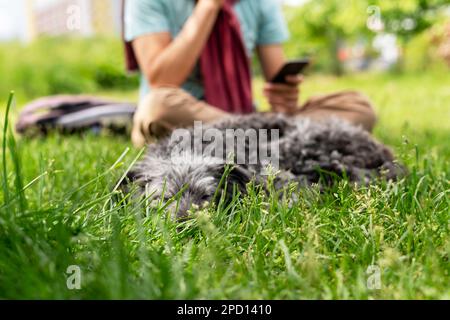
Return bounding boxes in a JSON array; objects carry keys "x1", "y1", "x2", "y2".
[{"x1": 15, "y1": 95, "x2": 137, "y2": 136}]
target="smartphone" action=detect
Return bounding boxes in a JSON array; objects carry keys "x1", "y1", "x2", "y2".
[{"x1": 271, "y1": 59, "x2": 310, "y2": 84}]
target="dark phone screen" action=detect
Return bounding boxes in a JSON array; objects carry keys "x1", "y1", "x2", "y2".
[{"x1": 271, "y1": 60, "x2": 310, "y2": 84}]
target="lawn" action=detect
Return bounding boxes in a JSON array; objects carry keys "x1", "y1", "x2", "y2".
[{"x1": 0, "y1": 72, "x2": 449, "y2": 299}]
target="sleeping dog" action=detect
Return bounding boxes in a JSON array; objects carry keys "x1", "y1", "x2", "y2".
[{"x1": 122, "y1": 113, "x2": 404, "y2": 219}]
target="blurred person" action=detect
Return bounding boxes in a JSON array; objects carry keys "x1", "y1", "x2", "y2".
[{"x1": 124, "y1": 0, "x2": 377, "y2": 147}]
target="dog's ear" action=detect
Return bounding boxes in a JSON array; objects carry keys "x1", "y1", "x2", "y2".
[
  {"x1": 228, "y1": 165, "x2": 252, "y2": 194},
  {"x1": 214, "y1": 164, "x2": 252, "y2": 197},
  {"x1": 117, "y1": 170, "x2": 141, "y2": 195}
]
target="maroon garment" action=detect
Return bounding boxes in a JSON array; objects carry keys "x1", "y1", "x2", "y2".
[
  {"x1": 122, "y1": 0, "x2": 254, "y2": 114},
  {"x1": 200, "y1": 0, "x2": 253, "y2": 114},
  {"x1": 122, "y1": 0, "x2": 139, "y2": 71}
]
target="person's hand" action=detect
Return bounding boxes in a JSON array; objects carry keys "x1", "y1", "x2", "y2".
[
  {"x1": 264, "y1": 75, "x2": 303, "y2": 114},
  {"x1": 198, "y1": 0, "x2": 225, "y2": 10}
]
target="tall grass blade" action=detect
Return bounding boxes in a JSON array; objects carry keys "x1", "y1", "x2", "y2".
[{"x1": 1, "y1": 92, "x2": 14, "y2": 206}]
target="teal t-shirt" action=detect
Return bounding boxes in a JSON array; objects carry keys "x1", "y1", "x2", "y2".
[{"x1": 124, "y1": 0, "x2": 290, "y2": 101}]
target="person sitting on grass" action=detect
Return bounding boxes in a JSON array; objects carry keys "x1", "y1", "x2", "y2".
[{"x1": 124, "y1": 0, "x2": 377, "y2": 148}]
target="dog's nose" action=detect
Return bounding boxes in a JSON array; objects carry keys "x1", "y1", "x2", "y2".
[
  {"x1": 176, "y1": 197, "x2": 193, "y2": 220},
  {"x1": 176, "y1": 209, "x2": 189, "y2": 220}
]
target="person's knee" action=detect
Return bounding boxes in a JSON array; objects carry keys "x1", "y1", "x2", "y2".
[
  {"x1": 139, "y1": 87, "x2": 186, "y2": 122},
  {"x1": 300, "y1": 90, "x2": 378, "y2": 132},
  {"x1": 132, "y1": 87, "x2": 184, "y2": 147},
  {"x1": 352, "y1": 91, "x2": 377, "y2": 131},
  {"x1": 338, "y1": 91, "x2": 377, "y2": 132},
  {"x1": 364, "y1": 105, "x2": 377, "y2": 132}
]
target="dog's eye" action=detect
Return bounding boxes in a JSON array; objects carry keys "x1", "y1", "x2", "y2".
[{"x1": 200, "y1": 194, "x2": 211, "y2": 202}]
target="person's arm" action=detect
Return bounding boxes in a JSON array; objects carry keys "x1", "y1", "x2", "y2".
[
  {"x1": 257, "y1": 44, "x2": 303, "y2": 114},
  {"x1": 257, "y1": 44, "x2": 286, "y2": 81},
  {"x1": 132, "y1": 0, "x2": 224, "y2": 87}
]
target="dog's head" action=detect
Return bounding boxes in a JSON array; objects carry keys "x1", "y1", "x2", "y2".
[{"x1": 122, "y1": 154, "x2": 251, "y2": 220}]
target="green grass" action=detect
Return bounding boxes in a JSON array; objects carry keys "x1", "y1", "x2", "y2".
[{"x1": 0, "y1": 73, "x2": 449, "y2": 299}]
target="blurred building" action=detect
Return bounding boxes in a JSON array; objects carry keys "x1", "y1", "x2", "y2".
[{"x1": 25, "y1": 0, "x2": 122, "y2": 41}]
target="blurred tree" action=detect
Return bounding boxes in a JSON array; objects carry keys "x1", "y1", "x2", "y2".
[
  {"x1": 373, "y1": 0, "x2": 449, "y2": 41},
  {"x1": 284, "y1": 0, "x2": 449, "y2": 74},
  {"x1": 372, "y1": 0, "x2": 450, "y2": 71},
  {"x1": 285, "y1": 0, "x2": 371, "y2": 75}
]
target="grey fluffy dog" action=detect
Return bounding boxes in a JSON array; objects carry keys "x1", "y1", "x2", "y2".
[{"x1": 122, "y1": 113, "x2": 404, "y2": 219}]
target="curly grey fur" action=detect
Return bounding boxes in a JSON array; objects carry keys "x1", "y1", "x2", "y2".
[{"x1": 123, "y1": 113, "x2": 405, "y2": 219}]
